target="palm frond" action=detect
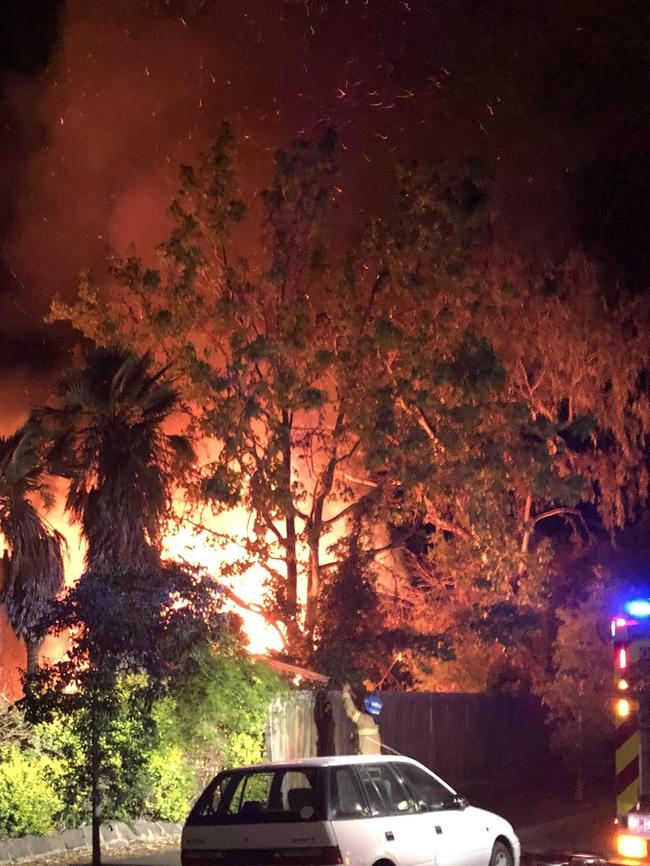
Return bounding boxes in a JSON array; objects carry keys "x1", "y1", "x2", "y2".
[
  {"x1": 1, "y1": 499, "x2": 65, "y2": 637},
  {"x1": 47, "y1": 348, "x2": 193, "y2": 573}
]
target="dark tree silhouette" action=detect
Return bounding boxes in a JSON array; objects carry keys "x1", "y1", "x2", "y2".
[
  {"x1": 0, "y1": 421, "x2": 64, "y2": 673},
  {"x1": 44, "y1": 347, "x2": 194, "y2": 575}
]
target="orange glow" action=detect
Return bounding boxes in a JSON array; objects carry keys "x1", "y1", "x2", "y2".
[
  {"x1": 163, "y1": 509, "x2": 284, "y2": 655},
  {"x1": 619, "y1": 679, "x2": 630, "y2": 690},
  {"x1": 616, "y1": 834, "x2": 648, "y2": 860},
  {"x1": 2, "y1": 414, "x2": 357, "y2": 691},
  {"x1": 616, "y1": 698, "x2": 632, "y2": 719}
]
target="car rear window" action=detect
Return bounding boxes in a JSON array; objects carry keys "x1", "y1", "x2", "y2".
[{"x1": 186, "y1": 767, "x2": 325, "y2": 825}]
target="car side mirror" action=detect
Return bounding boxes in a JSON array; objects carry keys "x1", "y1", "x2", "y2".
[{"x1": 450, "y1": 794, "x2": 470, "y2": 810}]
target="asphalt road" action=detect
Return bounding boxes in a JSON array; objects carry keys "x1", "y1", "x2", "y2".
[
  {"x1": 97, "y1": 809, "x2": 615, "y2": 866},
  {"x1": 29, "y1": 803, "x2": 613, "y2": 866}
]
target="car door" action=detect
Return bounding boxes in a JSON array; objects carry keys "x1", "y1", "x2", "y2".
[
  {"x1": 355, "y1": 763, "x2": 436, "y2": 866},
  {"x1": 392, "y1": 762, "x2": 490, "y2": 866},
  {"x1": 328, "y1": 764, "x2": 378, "y2": 866}
]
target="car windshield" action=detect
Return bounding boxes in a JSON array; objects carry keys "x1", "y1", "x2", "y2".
[{"x1": 186, "y1": 767, "x2": 324, "y2": 825}]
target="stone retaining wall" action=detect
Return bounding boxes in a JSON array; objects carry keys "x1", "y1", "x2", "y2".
[{"x1": 0, "y1": 820, "x2": 183, "y2": 864}]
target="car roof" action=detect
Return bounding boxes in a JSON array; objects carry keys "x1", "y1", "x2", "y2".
[{"x1": 224, "y1": 754, "x2": 423, "y2": 773}]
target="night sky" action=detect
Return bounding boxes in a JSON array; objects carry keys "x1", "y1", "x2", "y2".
[{"x1": 2, "y1": 0, "x2": 650, "y2": 428}]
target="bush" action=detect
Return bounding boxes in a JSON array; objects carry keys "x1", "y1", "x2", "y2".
[
  {"x1": 1, "y1": 647, "x2": 285, "y2": 837},
  {"x1": 0, "y1": 745, "x2": 64, "y2": 839},
  {"x1": 146, "y1": 743, "x2": 195, "y2": 821},
  {"x1": 35, "y1": 674, "x2": 159, "y2": 827},
  {"x1": 161, "y1": 647, "x2": 286, "y2": 786}
]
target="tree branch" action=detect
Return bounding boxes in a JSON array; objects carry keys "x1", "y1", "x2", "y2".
[
  {"x1": 340, "y1": 472, "x2": 378, "y2": 489},
  {"x1": 322, "y1": 493, "x2": 373, "y2": 529},
  {"x1": 319, "y1": 538, "x2": 403, "y2": 575},
  {"x1": 423, "y1": 494, "x2": 471, "y2": 541},
  {"x1": 217, "y1": 582, "x2": 286, "y2": 644},
  {"x1": 533, "y1": 506, "x2": 589, "y2": 536}
]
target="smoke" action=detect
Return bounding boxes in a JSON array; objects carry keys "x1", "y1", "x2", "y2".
[
  {"x1": 2, "y1": 0, "x2": 415, "y2": 338},
  {"x1": 2, "y1": 0, "x2": 613, "y2": 424}
]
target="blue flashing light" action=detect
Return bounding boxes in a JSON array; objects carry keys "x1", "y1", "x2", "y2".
[{"x1": 623, "y1": 599, "x2": 650, "y2": 619}]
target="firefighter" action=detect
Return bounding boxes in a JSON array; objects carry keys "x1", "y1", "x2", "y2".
[{"x1": 341, "y1": 684, "x2": 381, "y2": 755}]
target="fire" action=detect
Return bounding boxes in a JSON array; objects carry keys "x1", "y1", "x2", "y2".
[
  {"x1": 163, "y1": 508, "x2": 284, "y2": 654},
  {"x1": 2, "y1": 416, "x2": 358, "y2": 694},
  {"x1": 1, "y1": 480, "x2": 285, "y2": 696}
]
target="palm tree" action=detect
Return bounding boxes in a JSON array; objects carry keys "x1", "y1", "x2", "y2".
[
  {"x1": 45, "y1": 347, "x2": 194, "y2": 576},
  {"x1": 37, "y1": 348, "x2": 194, "y2": 866},
  {"x1": 0, "y1": 421, "x2": 65, "y2": 673}
]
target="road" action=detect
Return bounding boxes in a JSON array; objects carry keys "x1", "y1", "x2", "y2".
[{"x1": 98, "y1": 808, "x2": 614, "y2": 866}]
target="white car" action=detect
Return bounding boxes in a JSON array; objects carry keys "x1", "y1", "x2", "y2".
[{"x1": 181, "y1": 754, "x2": 521, "y2": 866}]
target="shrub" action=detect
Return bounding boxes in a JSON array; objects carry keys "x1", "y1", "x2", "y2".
[
  {"x1": 162, "y1": 648, "x2": 285, "y2": 786},
  {"x1": 146, "y1": 743, "x2": 195, "y2": 821},
  {"x1": 35, "y1": 674, "x2": 158, "y2": 826},
  {"x1": 1, "y1": 647, "x2": 285, "y2": 837},
  {"x1": 0, "y1": 745, "x2": 64, "y2": 839}
]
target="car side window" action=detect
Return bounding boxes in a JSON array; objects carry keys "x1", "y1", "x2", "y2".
[
  {"x1": 394, "y1": 763, "x2": 454, "y2": 812},
  {"x1": 357, "y1": 764, "x2": 415, "y2": 816},
  {"x1": 330, "y1": 766, "x2": 369, "y2": 819},
  {"x1": 227, "y1": 772, "x2": 274, "y2": 817},
  {"x1": 196, "y1": 774, "x2": 233, "y2": 817}
]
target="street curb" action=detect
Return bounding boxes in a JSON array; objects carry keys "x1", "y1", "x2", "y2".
[{"x1": 0, "y1": 820, "x2": 183, "y2": 864}]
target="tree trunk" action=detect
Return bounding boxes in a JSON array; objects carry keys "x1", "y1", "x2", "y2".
[
  {"x1": 304, "y1": 537, "x2": 321, "y2": 634},
  {"x1": 517, "y1": 494, "x2": 533, "y2": 580},
  {"x1": 25, "y1": 636, "x2": 40, "y2": 675},
  {"x1": 281, "y1": 411, "x2": 299, "y2": 618},
  {"x1": 90, "y1": 697, "x2": 101, "y2": 866},
  {"x1": 285, "y1": 512, "x2": 298, "y2": 614},
  {"x1": 314, "y1": 690, "x2": 334, "y2": 756}
]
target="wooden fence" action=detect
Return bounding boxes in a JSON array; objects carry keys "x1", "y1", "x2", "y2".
[
  {"x1": 266, "y1": 690, "x2": 553, "y2": 792},
  {"x1": 378, "y1": 691, "x2": 553, "y2": 790}
]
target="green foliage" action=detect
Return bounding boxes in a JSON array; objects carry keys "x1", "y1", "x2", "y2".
[
  {"x1": 536, "y1": 580, "x2": 612, "y2": 798},
  {"x1": 35, "y1": 714, "x2": 87, "y2": 827},
  {"x1": 145, "y1": 743, "x2": 195, "y2": 822},
  {"x1": 21, "y1": 562, "x2": 227, "y2": 851},
  {"x1": 35, "y1": 675, "x2": 161, "y2": 826},
  {"x1": 0, "y1": 643, "x2": 283, "y2": 836},
  {"x1": 157, "y1": 645, "x2": 285, "y2": 782},
  {"x1": 0, "y1": 745, "x2": 64, "y2": 839}
]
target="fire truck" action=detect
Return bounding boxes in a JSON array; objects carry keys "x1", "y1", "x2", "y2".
[{"x1": 611, "y1": 599, "x2": 650, "y2": 861}]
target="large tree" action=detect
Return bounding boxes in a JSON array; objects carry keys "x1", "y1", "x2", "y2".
[
  {"x1": 347, "y1": 161, "x2": 650, "y2": 688},
  {"x1": 49, "y1": 127, "x2": 442, "y2": 675},
  {"x1": 0, "y1": 421, "x2": 65, "y2": 673},
  {"x1": 49, "y1": 130, "x2": 650, "y2": 688}
]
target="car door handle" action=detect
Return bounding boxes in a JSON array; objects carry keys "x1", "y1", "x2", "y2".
[
  {"x1": 385, "y1": 831, "x2": 395, "y2": 841},
  {"x1": 435, "y1": 826, "x2": 443, "y2": 834}
]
